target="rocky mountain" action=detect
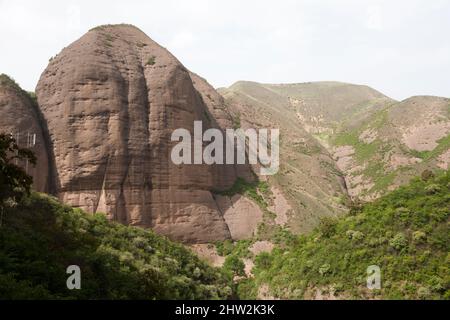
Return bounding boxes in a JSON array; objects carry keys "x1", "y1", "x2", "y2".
[
  {"x1": 0, "y1": 74, "x2": 51, "y2": 193},
  {"x1": 220, "y1": 81, "x2": 450, "y2": 206},
  {"x1": 222, "y1": 81, "x2": 392, "y2": 137},
  {"x1": 333, "y1": 95, "x2": 450, "y2": 199},
  {"x1": 1, "y1": 25, "x2": 448, "y2": 245},
  {"x1": 33, "y1": 24, "x2": 259, "y2": 243},
  {"x1": 219, "y1": 82, "x2": 350, "y2": 233}
]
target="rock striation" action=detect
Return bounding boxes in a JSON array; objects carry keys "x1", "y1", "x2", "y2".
[
  {"x1": 35, "y1": 24, "x2": 247, "y2": 243},
  {"x1": 0, "y1": 74, "x2": 51, "y2": 193}
]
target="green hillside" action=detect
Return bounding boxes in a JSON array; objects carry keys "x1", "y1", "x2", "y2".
[
  {"x1": 332, "y1": 96, "x2": 450, "y2": 199},
  {"x1": 237, "y1": 171, "x2": 450, "y2": 299},
  {"x1": 0, "y1": 193, "x2": 232, "y2": 299}
]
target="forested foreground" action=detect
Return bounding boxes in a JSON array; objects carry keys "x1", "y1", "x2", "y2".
[{"x1": 236, "y1": 171, "x2": 449, "y2": 299}]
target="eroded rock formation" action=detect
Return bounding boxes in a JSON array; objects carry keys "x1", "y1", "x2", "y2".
[
  {"x1": 0, "y1": 75, "x2": 50, "y2": 193},
  {"x1": 35, "y1": 24, "x2": 245, "y2": 243}
]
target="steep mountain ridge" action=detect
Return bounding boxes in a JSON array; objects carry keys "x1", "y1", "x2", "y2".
[
  {"x1": 220, "y1": 81, "x2": 450, "y2": 204},
  {"x1": 219, "y1": 83, "x2": 349, "y2": 233},
  {"x1": 34, "y1": 24, "x2": 255, "y2": 243},
  {"x1": 223, "y1": 81, "x2": 393, "y2": 137}
]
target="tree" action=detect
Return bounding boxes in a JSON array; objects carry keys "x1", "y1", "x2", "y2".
[
  {"x1": 223, "y1": 255, "x2": 245, "y2": 277},
  {"x1": 421, "y1": 169, "x2": 434, "y2": 181},
  {"x1": 0, "y1": 133, "x2": 36, "y2": 223}
]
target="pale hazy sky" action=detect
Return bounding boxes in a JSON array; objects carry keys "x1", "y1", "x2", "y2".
[{"x1": 0, "y1": 0, "x2": 449, "y2": 100}]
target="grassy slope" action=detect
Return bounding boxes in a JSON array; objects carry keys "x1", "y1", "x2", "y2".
[
  {"x1": 333, "y1": 108, "x2": 396, "y2": 194},
  {"x1": 332, "y1": 99, "x2": 450, "y2": 198},
  {"x1": 237, "y1": 171, "x2": 450, "y2": 299},
  {"x1": 0, "y1": 193, "x2": 232, "y2": 299}
]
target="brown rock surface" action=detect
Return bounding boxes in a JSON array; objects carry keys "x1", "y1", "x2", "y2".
[
  {"x1": 0, "y1": 75, "x2": 50, "y2": 193},
  {"x1": 215, "y1": 194, "x2": 263, "y2": 240},
  {"x1": 35, "y1": 24, "x2": 244, "y2": 243}
]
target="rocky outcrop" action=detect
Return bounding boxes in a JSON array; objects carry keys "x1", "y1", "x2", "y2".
[
  {"x1": 0, "y1": 74, "x2": 50, "y2": 193},
  {"x1": 35, "y1": 24, "x2": 246, "y2": 243},
  {"x1": 215, "y1": 194, "x2": 263, "y2": 240}
]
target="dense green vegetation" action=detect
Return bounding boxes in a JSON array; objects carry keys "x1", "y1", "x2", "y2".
[
  {"x1": 0, "y1": 74, "x2": 21, "y2": 90},
  {"x1": 0, "y1": 193, "x2": 232, "y2": 299},
  {"x1": 237, "y1": 171, "x2": 450, "y2": 299},
  {"x1": 0, "y1": 134, "x2": 36, "y2": 206}
]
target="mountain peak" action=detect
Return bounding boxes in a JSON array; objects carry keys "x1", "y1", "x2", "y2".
[{"x1": 34, "y1": 26, "x2": 247, "y2": 243}]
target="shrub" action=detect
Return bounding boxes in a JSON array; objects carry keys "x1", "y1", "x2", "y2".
[
  {"x1": 241, "y1": 171, "x2": 449, "y2": 299},
  {"x1": 146, "y1": 56, "x2": 156, "y2": 66},
  {"x1": 232, "y1": 114, "x2": 241, "y2": 129},
  {"x1": 389, "y1": 233, "x2": 408, "y2": 250},
  {"x1": 223, "y1": 255, "x2": 245, "y2": 277},
  {"x1": 395, "y1": 207, "x2": 410, "y2": 219},
  {"x1": 0, "y1": 193, "x2": 232, "y2": 299},
  {"x1": 412, "y1": 231, "x2": 427, "y2": 244},
  {"x1": 421, "y1": 169, "x2": 434, "y2": 181},
  {"x1": 346, "y1": 230, "x2": 364, "y2": 242},
  {"x1": 319, "y1": 217, "x2": 338, "y2": 237},
  {"x1": 318, "y1": 264, "x2": 331, "y2": 276},
  {"x1": 104, "y1": 33, "x2": 114, "y2": 42},
  {"x1": 417, "y1": 287, "x2": 431, "y2": 299},
  {"x1": 254, "y1": 252, "x2": 272, "y2": 269},
  {"x1": 425, "y1": 184, "x2": 441, "y2": 194},
  {"x1": 215, "y1": 240, "x2": 234, "y2": 256}
]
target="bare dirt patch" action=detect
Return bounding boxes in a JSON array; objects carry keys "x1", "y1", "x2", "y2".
[
  {"x1": 389, "y1": 153, "x2": 422, "y2": 169},
  {"x1": 243, "y1": 258, "x2": 255, "y2": 277},
  {"x1": 268, "y1": 187, "x2": 291, "y2": 225},
  {"x1": 359, "y1": 129, "x2": 377, "y2": 144},
  {"x1": 189, "y1": 244, "x2": 225, "y2": 267},
  {"x1": 257, "y1": 284, "x2": 277, "y2": 300},
  {"x1": 437, "y1": 149, "x2": 450, "y2": 169},
  {"x1": 401, "y1": 122, "x2": 450, "y2": 152},
  {"x1": 249, "y1": 241, "x2": 274, "y2": 255},
  {"x1": 333, "y1": 145, "x2": 355, "y2": 172}
]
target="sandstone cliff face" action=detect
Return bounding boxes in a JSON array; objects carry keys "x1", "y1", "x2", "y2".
[
  {"x1": 35, "y1": 25, "x2": 243, "y2": 243},
  {"x1": 0, "y1": 75, "x2": 50, "y2": 193}
]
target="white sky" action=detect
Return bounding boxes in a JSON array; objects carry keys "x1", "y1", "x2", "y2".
[{"x1": 0, "y1": 0, "x2": 449, "y2": 100}]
